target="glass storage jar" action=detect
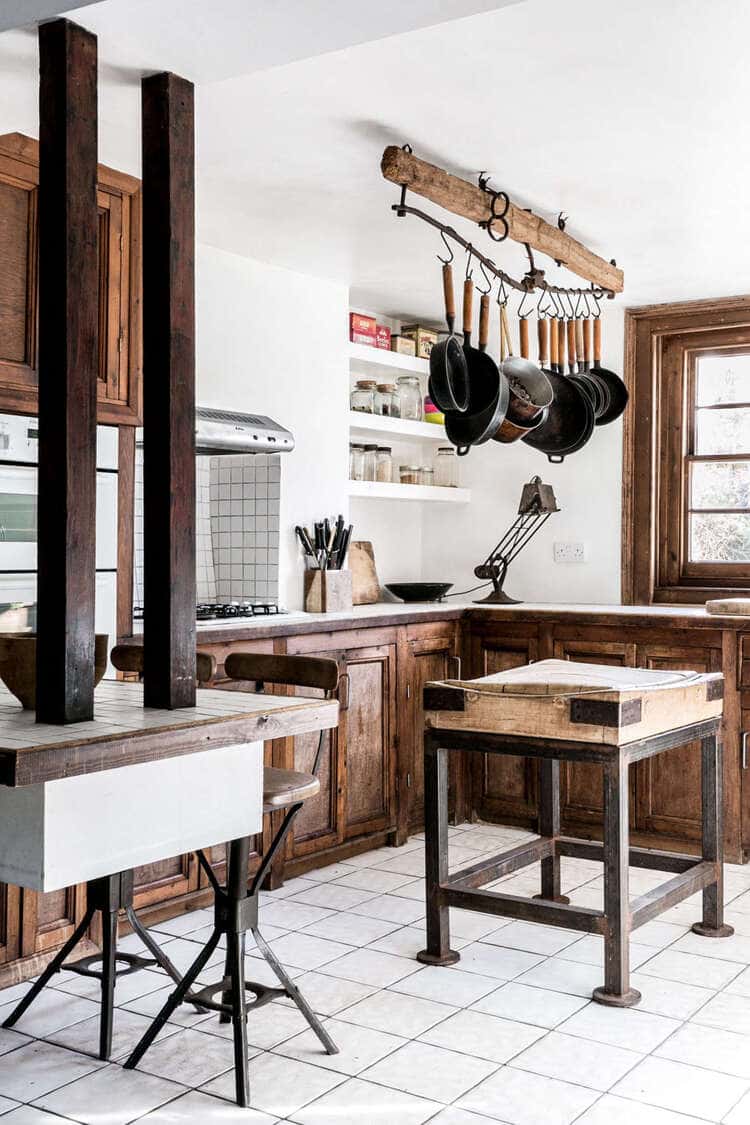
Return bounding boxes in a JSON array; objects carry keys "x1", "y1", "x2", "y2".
[
  {"x1": 375, "y1": 383, "x2": 399, "y2": 417},
  {"x1": 396, "y1": 375, "x2": 423, "y2": 421},
  {"x1": 420, "y1": 466, "x2": 435, "y2": 486},
  {"x1": 362, "y1": 444, "x2": 378, "y2": 482},
  {"x1": 350, "y1": 379, "x2": 377, "y2": 413},
  {"x1": 434, "y1": 446, "x2": 458, "y2": 487},
  {"x1": 375, "y1": 446, "x2": 393, "y2": 483},
  {"x1": 349, "y1": 443, "x2": 365, "y2": 481},
  {"x1": 399, "y1": 465, "x2": 421, "y2": 486}
]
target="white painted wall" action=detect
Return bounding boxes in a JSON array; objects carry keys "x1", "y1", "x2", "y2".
[{"x1": 195, "y1": 244, "x2": 349, "y2": 610}]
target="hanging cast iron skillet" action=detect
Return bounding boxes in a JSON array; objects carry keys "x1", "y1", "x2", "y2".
[
  {"x1": 521, "y1": 316, "x2": 595, "y2": 463},
  {"x1": 577, "y1": 316, "x2": 612, "y2": 420},
  {"x1": 428, "y1": 262, "x2": 469, "y2": 414},
  {"x1": 565, "y1": 316, "x2": 608, "y2": 417},
  {"x1": 589, "y1": 316, "x2": 629, "y2": 426},
  {"x1": 444, "y1": 286, "x2": 508, "y2": 455}
]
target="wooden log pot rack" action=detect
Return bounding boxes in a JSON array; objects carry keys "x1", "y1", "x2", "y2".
[{"x1": 381, "y1": 144, "x2": 624, "y2": 303}]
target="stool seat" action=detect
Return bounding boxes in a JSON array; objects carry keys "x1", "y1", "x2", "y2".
[{"x1": 263, "y1": 766, "x2": 319, "y2": 810}]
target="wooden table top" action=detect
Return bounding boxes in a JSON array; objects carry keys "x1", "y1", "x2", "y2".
[{"x1": 0, "y1": 679, "x2": 338, "y2": 788}]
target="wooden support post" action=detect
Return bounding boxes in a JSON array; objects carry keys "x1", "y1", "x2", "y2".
[
  {"x1": 381, "y1": 146, "x2": 624, "y2": 293},
  {"x1": 36, "y1": 19, "x2": 98, "y2": 724},
  {"x1": 141, "y1": 73, "x2": 196, "y2": 709}
]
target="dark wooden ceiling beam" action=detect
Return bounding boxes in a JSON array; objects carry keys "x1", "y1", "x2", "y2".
[
  {"x1": 141, "y1": 72, "x2": 196, "y2": 709},
  {"x1": 35, "y1": 19, "x2": 99, "y2": 724}
]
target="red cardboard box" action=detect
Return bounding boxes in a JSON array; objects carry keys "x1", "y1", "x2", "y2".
[
  {"x1": 375, "y1": 325, "x2": 391, "y2": 350},
  {"x1": 350, "y1": 312, "x2": 376, "y2": 346}
]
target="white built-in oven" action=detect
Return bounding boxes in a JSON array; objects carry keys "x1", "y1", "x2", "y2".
[{"x1": 0, "y1": 415, "x2": 118, "y2": 671}]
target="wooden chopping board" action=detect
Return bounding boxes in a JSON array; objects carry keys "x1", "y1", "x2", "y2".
[{"x1": 349, "y1": 541, "x2": 380, "y2": 605}]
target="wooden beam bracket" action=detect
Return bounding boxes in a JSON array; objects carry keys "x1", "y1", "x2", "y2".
[{"x1": 381, "y1": 145, "x2": 624, "y2": 295}]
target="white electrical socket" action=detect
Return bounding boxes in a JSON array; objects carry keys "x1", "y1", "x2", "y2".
[{"x1": 553, "y1": 541, "x2": 586, "y2": 564}]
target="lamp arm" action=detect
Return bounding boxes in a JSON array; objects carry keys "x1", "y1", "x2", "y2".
[{"x1": 504, "y1": 511, "x2": 551, "y2": 566}]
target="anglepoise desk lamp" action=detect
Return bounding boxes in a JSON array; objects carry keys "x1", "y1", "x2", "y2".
[{"x1": 473, "y1": 476, "x2": 559, "y2": 604}]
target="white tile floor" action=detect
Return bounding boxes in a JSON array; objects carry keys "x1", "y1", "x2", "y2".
[{"x1": 1, "y1": 822, "x2": 750, "y2": 1123}]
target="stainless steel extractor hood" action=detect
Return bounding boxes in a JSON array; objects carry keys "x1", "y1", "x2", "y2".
[{"x1": 195, "y1": 407, "x2": 294, "y2": 455}]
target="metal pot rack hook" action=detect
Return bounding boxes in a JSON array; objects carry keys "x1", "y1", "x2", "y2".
[
  {"x1": 495, "y1": 275, "x2": 509, "y2": 308},
  {"x1": 436, "y1": 229, "x2": 454, "y2": 266},
  {"x1": 572, "y1": 290, "x2": 584, "y2": 319},
  {"x1": 591, "y1": 290, "x2": 603, "y2": 318},
  {"x1": 517, "y1": 288, "x2": 534, "y2": 319},
  {"x1": 477, "y1": 260, "x2": 493, "y2": 295},
  {"x1": 465, "y1": 245, "x2": 474, "y2": 281}
]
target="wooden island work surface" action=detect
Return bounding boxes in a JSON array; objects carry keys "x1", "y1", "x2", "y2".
[{"x1": 3, "y1": 599, "x2": 750, "y2": 986}]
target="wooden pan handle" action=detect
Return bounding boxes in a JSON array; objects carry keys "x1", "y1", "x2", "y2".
[
  {"x1": 593, "y1": 317, "x2": 602, "y2": 364},
  {"x1": 501, "y1": 305, "x2": 513, "y2": 356},
  {"x1": 519, "y1": 318, "x2": 529, "y2": 359},
  {"x1": 537, "y1": 318, "x2": 548, "y2": 366},
  {"x1": 583, "y1": 317, "x2": 592, "y2": 366},
  {"x1": 566, "y1": 318, "x2": 576, "y2": 370},
  {"x1": 499, "y1": 304, "x2": 507, "y2": 361},
  {"x1": 463, "y1": 278, "x2": 474, "y2": 339},
  {"x1": 558, "y1": 318, "x2": 567, "y2": 372},
  {"x1": 549, "y1": 318, "x2": 558, "y2": 369},
  {"x1": 442, "y1": 264, "x2": 455, "y2": 327},
  {"x1": 575, "y1": 318, "x2": 584, "y2": 368},
  {"x1": 479, "y1": 293, "x2": 490, "y2": 350}
]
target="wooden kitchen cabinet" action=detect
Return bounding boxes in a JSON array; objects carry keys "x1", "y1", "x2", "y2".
[
  {"x1": 397, "y1": 621, "x2": 460, "y2": 839},
  {"x1": 0, "y1": 133, "x2": 141, "y2": 425},
  {"x1": 468, "y1": 623, "x2": 541, "y2": 826}
]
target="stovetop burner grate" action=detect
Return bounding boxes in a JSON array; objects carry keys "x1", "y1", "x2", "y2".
[{"x1": 196, "y1": 602, "x2": 285, "y2": 621}]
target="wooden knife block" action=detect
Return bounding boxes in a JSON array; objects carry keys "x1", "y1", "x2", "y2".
[{"x1": 304, "y1": 569, "x2": 353, "y2": 614}]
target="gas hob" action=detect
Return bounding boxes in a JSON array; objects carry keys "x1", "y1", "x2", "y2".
[{"x1": 196, "y1": 602, "x2": 285, "y2": 621}]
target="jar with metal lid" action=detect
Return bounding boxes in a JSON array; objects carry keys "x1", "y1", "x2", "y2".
[
  {"x1": 420, "y1": 466, "x2": 435, "y2": 487},
  {"x1": 396, "y1": 375, "x2": 422, "y2": 421},
  {"x1": 375, "y1": 446, "x2": 393, "y2": 483},
  {"x1": 375, "y1": 383, "x2": 399, "y2": 417},
  {"x1": 349, "y1": 443, "x2": 365, "y2": 481},
  {"x1": 434, "y1": 446, "x2": 458, "y2": 488},
  {"x1": 362, "y1": 444, "x2": 378, "y2": 482},
  {"x1": 399, "y1": 464, "x2": 421, "y2": 486},
  {"x1": 351, "y1": 379, "x2": 377, "y2": 413}
]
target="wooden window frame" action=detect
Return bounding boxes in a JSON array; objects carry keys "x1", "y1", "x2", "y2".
[{"x1": 623, "y1": 294, "x2": 750, "y2": 604}]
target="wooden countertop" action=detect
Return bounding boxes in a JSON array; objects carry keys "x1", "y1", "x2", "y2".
[
  {"x1": 119, "y1": 601, "x2": 750, "y2": 646},
  {"x1": 0, "y1": 679, "x2": 338, "y2": 788}
]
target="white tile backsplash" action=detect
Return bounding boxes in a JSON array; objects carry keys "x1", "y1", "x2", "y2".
[{"x1": 133, "y1": 451, "x2": 281, "y2": 610}]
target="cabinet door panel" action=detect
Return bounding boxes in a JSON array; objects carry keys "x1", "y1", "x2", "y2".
[
  {"x1": 472, "y1": 634, "x2": 539, "y2": 822},
  {"x1": 553, "y1": 638, "x2": 637, "y2": 829},
  {"x1": 133, "y1": 854, "x2": 195, "y2": 909},
  {"x1": 634, "y1": 644, "x2": 721, "y2": 842},
  {"x1": 293, "y1": 698, "x2": 341, "y2": 850},
  {"x1": 0, "y1": 172, "x2": 37, "y2": 390},
  {"x1": 408, "y1": 645, "x2": 452, "y2": 829},
  {"x1": 20, "y1": 885, "x2": 86, "y2": 958},
  {"x1": 0, "y1": 883, "x2": 19, "y2": 966},
  {"x1": 343, "y1": 645, "x2": 396, "y2": 837}
]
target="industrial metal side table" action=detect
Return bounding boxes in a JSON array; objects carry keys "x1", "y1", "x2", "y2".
[{"x1": 418, "y1": 660, "x2": 732, "y2": 1006}]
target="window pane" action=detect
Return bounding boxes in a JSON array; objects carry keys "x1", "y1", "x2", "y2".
[
  {"x1": 691, "y1": 461, "x2": 750, "y2": 509},
  {"x1": 690, "y1": 512, "x2": 750, "y2": 562},
  {"x1": 696, "y1": 354, "x2": 750, "y2": 406},
  {"x1": 695, "y1": 407, "x2": 750, "y2": 454}
]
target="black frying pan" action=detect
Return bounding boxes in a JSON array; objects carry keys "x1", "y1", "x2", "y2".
[
  {"x1": 590, "y1": 317, "x2": 629, "y2": 425},
  {"x1": 444, "y1": 287, "x2": 508, "y2": 455},
  {"x1": 429, "y1": 263, "x2": 469, "y2": 414},
  {"x1": 521, "y1": 316, "x2": 595, "y2": 463}
]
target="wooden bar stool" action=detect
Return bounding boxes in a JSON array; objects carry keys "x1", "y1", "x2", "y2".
[
  {"x1": 0, "y1": 647, "x2": 217, "y2": 1060},
  {"x1": 125, "y1": 652, "x2": 340, "y2": 1108}
]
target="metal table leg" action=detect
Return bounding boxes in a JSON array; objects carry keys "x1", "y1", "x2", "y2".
[
  {"x1": 534, "y1": 759, "x2": 570, "y2": 905},
  {"x1": 418, "y1": 732, "x2": 460, "y2": 966},
  {"x1": 593, "y1": 754, "x2": 641, "y2": 1007},
  {"x1": 692, "y1": 733, "x2": 734, "y2": 939}
]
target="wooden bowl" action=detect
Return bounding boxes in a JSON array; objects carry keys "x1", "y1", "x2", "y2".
[{"x1": 0, "y1": 633, "x2": 109, "y2": 709}]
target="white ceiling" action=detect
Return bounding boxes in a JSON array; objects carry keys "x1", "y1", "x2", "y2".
[{"x1": 1, "y1": 0, "x2": 749, "y2": 319}]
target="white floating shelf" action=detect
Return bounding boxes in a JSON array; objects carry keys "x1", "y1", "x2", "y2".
[
  {"x1": 349, "y1": 480, "x2": 470, "y2": 504},
  {"x1": 348, "y1": 342, "x2": 430, "y2": 378},
  {"x1": 348, "y1": 411, "x2": 448, "y2": 444}
]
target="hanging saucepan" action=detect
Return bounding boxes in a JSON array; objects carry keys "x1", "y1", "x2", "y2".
[
  {"x1": 578, "y1": 316, "x2": 612, "y2": 420},
  {"x1": 502, "y1": 308, "x2": 553, "y2": 422},
  {"x1": 589, "y1": 316, "x2": 629, "y2": 425},
  {"x1": 444, "y1": 286, "x2": 508, "y2": 455},
  {"x1": 492, "y1": 307, "x2": 548, "y2": 443},
  {"x1": 428, "y1": 262, "x2": 469, "y2": 414},
  {"x1": 521, "y1": 313, "x2": 595, "y2": 463}
]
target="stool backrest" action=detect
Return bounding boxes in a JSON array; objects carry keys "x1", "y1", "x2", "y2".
[
  {"x1": 222, "y1": 652, "x2": 339, "y2": 779},
  {"x1": 110, "y1": 644, "x2": 216, "y2": 686},
  {"x1": 223, "y1": 653, "x2": 339, "y2": 694}
]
